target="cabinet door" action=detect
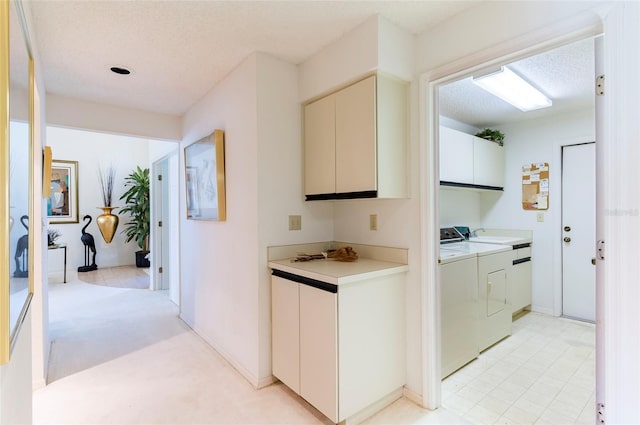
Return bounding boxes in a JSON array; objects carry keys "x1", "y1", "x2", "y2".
[
  {"x1": 473, "y1": 137, "x2": 504, "y2": 187},
  {"x1": 299, "y1": 284, "x2": 338, "y2": 423},
  {"x1": 486, "y1": 269, "x2": 507, "y2": 316},
  {"x1": 439, "y1": 126, "x2": 474, "y2": 184},
  {"x1": 271, "y1": 276, "x2": 300, "y2": 393},
  {"x1": 335, "y1": 76, "x2": 377, "y2": 194},
  {"x1": 304, "y1": 95, "x2": 336, "y2": 195},
  {"x1": 510, "y1": 260, "x2": 532, "y2": 312}
]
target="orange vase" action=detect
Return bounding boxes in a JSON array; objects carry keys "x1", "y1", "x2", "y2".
[{"x1": 96, "y1": 207, "x2": 119, "y2": 243}]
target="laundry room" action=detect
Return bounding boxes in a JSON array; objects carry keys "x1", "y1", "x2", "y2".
[{"x1": 436, "y1": 36, "x2": 598, "y2": 424}]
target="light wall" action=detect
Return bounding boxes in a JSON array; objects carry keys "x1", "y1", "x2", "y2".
[
  {"x1": 179, "y1": 51, "x2": 334, "y2": 387},
  {"x1": 0, "y1": 311, "x2": 32, "y2": 424},
  {"x1": 46, "y1": 94, "x2": 181, "y2": 141},
  {"x1": 482, "y1": 108, "x2": 595, "y2": 314},
  {"x1": 46, "y1": 127, "x2": 151, "y2": 273}
]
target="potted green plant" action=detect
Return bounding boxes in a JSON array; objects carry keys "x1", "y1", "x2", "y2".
[
  {"x1": 119, "y1": 166, "x2": 150, "y2": 268},
  {"x1": 475, "y1": 128, "x2": 505, "y2": 146}
]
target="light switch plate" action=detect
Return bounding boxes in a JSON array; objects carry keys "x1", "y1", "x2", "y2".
[
  {"x1": 370, "y1": 214, "x2": 378, "y2": 231},
  {"x1": 289, "y1": 215, "x2": 301, "y2": 231}
]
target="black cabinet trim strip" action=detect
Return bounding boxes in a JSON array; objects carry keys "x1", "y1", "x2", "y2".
[
  {"x1": 305, "y1": 190, "x2": 377, "y2": 201},
  {"x1": 272, "y1": 269, "x2": 338, "y2": 293},
  {"x1": 440, "y1": 181, "x2": 504, "y2": 191},
  {"x1": 513, "y1": 243, "x2": 532, "y2": 250},
  {"x1": 513, "y1": 257, "x2": 532, "y2": 265}
]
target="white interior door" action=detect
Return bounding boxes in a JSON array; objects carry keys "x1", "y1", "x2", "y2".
[{"x1": 562, "y1": 142, "x2": 595, "y2": 322}]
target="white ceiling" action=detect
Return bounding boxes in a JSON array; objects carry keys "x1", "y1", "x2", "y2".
[
  {"x1": 29, "y1": 0, "x2": 482, "y2": 116},
  {"x1": 438, "y1": 37, "x2": 595, "y2": 128}
]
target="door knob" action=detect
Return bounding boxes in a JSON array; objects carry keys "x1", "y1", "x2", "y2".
[
  {"x1": 592, "y1": 258, "x2": 596, "y2": 265},
  {"x1": 564, "y1": 226, "x2": 571, "y2": 232},
  {"x1": 564, "y1": 237, "x2": 571, "y2": 243}
]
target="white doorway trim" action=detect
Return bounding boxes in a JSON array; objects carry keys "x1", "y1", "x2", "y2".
[
  {"x1": 418, "y1": 15, "x2": 603, "y2": 411},
  {"x1": 151, "y1": 157, "x2": 169, "y2": 291},
  {"x1": 150, "y1": 150, "x2": 180, "y2": 306}
]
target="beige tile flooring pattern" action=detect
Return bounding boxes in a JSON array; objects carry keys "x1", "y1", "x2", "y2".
[
  {"x1": 442, "y1": 312, "x2": 595, "y2": 425},
  {"x1": 77, "y1": 265, "x2": 150, "y2": 289}
]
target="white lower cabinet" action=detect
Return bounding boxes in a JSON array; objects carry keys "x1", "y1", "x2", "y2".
[
  {"x1": 271, "y1": 276, "x2": 301, "y2": 393},
  {"x1": 271, "y1": 271, "x2": 405, "y2": 423},
  {"x1": 299, "y1": 283, "x2": 338, "y2": 421},
  {"x1": 510, "y1": 245, "x2": 533, "y2": 313},
  {"x1": 478, "y1": 251, "x2": 513, "y2": 351}
]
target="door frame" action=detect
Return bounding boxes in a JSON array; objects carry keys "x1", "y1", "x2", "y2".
[
  {"x1": 150, "y1": 150, "x2": 180, "y2": 304},
  {"x1": 419, "y1": 15, "x2": 604, "y2": 410},
  {"x1": 151, "y1": 157, "x2": 169, "y2": 291}
]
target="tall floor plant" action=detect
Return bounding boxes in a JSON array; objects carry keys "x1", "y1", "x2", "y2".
[{"x1": 119, "y1": 167, "x2": 150, "y2": 265}]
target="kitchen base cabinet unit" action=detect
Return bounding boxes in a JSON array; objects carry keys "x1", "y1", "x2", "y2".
[
  {"x1": 269, "y1": 259, "x2": 407, "y2": 424},
  {"x1": 510, "y1": 243, "x2": 532, "y2": 314},
  {"x1": 478, "y1": 250, "x2": 513, "y2": 351}
]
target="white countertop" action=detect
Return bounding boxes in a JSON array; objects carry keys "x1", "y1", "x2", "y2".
[
  {"x1": 439, "y1": 241, "x2": 511, "y2": 264},
  {"x1": 268, "y1": 257, "x2": 409, "y2": 285},
  {"x1": 468, "y1": 235, "x2": 532, "y2": 245}
]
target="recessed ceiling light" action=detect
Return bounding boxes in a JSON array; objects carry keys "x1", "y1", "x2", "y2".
[
  {"x1": 473, "y1": 66, "x2": 552, "y2": 112},
  {"x1": 110, "y1": 66, "x2": 132, "y2": 75}
]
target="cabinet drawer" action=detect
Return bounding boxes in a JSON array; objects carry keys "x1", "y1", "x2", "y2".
[{"x1": 515, "y1": 247, "x2": 532, "y2": 259}]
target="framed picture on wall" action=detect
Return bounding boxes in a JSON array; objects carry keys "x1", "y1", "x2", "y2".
[
  {"x1": 184, "y1": 129, "x2": 226, "y2": 221},
  {"x1": 47, "y1": 160, "x2": 79, "y2": 224}
]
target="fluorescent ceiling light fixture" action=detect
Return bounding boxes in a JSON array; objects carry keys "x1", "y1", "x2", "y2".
[{"x1": 472, "y1": 66, "x2": 552, "y2": 112}]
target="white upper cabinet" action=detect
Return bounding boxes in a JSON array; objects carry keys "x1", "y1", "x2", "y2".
[
  {"x1": 473, "y1": 137, "x2": 505, "y2": 188},
  {"x1": 439, "y1": 126, "x2": 504, "y2": 189},
  {"x1": 304, "y1": 74, "x2": 408, "y2": 200},
  {"x1": 335, "y1": 76, "x2": 377, "y2": 194},
  {"x1": 439, "y1": 126, "x2": 474, "y2": 185},
  {"x1": 304, "y1": 95, "x2": 336, "y2": 196}
]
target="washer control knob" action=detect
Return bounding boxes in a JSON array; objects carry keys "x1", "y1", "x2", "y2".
[
  {"x1": 564, "y1": 237, "x2": 571, "y2": 243},
  {"x1": 564, "y1": 226, "x2": 571, "y2": 232}
]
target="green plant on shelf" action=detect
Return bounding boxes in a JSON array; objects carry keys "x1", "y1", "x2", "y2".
[{"x1": 475, "y1": 128, "x2": 505, "y2": 146}]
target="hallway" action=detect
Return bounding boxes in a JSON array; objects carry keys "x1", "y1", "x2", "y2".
[{"x1": 34, "y1": 272, "x2": 466, "y2": 424}]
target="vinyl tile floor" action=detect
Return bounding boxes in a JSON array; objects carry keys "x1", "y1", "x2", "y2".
[{"x1": 442, "y1": 312, "x2": 596, "y2": 425}]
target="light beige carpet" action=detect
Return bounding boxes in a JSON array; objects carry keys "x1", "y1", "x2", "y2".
[{"x1": 34, "y1": 272, "x2": 468, "y2": 425}]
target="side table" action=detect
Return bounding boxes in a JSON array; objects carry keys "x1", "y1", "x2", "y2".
[{"x1": 48, "y1": 243, "x2": 67, "y2": 283}]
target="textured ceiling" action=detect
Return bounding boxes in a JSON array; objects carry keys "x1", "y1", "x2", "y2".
[
  {"x1": 29, "y1": 0, "x2": 482, "y2": 116},
  {"x1": 439, "y1": 37, "x2": 595, "y2": 128}
]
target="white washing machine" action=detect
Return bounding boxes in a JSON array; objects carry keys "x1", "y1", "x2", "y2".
[
  {"x1": 440, "y1": 228, "x2": 513, "y2": 377},
  {"x1": 439, "y1": 228, "x2": 481, "y2": 378},
  {"x1": 440, "y1": 247, "x2": 478, "y2": 378}
]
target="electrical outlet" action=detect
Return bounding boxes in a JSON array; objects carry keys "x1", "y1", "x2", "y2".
[
  {"x1": 537, "y1": 212, "x2": 544, "y2": 222},
  {"x1": 288, "y1": 215, "x2": 301, "y2": 231},
  {"x1": 370, "y1": 214, "x2": 378, "y2": 231}
]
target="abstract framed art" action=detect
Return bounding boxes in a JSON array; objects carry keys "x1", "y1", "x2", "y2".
[
  {"x1": 184, "y1": 129, "x2": 226, "y2": 221},
  {"x1": 47, "y1": 159, "x2": 79, "y2": 224}
]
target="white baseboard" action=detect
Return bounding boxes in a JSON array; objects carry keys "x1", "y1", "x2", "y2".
[
  {"x1": 189, "y1": 324, "x2": 273, "y2": 390},
  {"x1": 530, "y1": 305, "x2": 555, "y2": 316},
  {"x1": 402, "y1": 386, "x2": 423, "y2": 407},
  {"x1": 32, "y1": 378, "x2": 47, "y2": 391},
  {"x1": 342, "y1": 387, "x2": 403, "y2": 425}
]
